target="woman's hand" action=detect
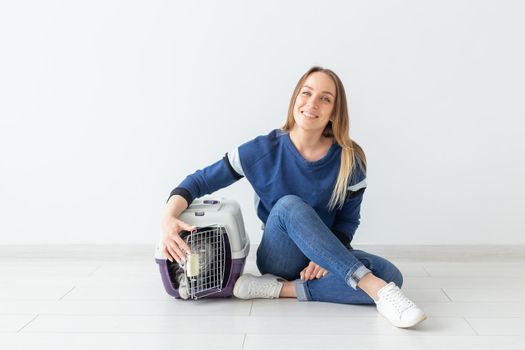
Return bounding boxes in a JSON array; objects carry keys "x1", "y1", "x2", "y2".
[
  {"x1": 160, "y1": 216, "x2": 196, "y2": 264},
  {"x1": 300, "y1": 261, "x2": 328, "y2": 281}
]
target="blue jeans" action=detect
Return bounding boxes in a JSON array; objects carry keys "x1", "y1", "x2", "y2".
[{"x1": 256, "y1": 195, "x2": 403, "y2": 304}]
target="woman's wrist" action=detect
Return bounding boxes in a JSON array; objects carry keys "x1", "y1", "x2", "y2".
[{"x1": 164, "y1": 194, "x2": 189, "y2": 219}]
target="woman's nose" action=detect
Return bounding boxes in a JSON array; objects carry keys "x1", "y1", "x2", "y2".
[{"x1": 307, "y1": 96, "x2": 319, "y2": 109}]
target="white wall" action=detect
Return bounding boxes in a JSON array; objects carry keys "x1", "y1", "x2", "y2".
[{"x1": 1, "y1": 0, "x2": 524, "y2": 245}]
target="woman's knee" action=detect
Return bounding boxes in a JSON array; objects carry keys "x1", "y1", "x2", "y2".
[
  {"x1": 273, "y1": 194, "x2": 304, "y2": 211},
  {"x1": 271, "y1": 195, "x2": 315, "y2": 222}
]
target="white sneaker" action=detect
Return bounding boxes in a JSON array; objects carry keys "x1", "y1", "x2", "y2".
[
  {"x1": 376, "y1": 282, "x2": 427, "y2": 328},
  {"x1": 233, "y1": 273, "x2": 284, "y2": 299}
]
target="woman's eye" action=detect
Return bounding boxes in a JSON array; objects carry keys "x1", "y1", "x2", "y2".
[
  {"x1": 322, "y1": 96, "x2": 331, "y2": 103},
  {"x1": 301, "y1": 91, "x2": 310, "y2": 96}
]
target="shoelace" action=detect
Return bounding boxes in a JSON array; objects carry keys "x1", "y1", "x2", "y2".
[
  {"x1": 384, "y1": 287, "x2": 415, "y2": 313},
  {"x1": 248, "y1": 279, "x2": 278, "y2": 298}
]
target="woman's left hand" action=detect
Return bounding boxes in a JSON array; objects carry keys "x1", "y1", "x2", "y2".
[{"x1": 300, "y1": 261, "x2": 328, "y2": 281}]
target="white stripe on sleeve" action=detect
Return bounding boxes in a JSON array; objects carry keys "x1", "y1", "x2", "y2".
[
  {"x1": 227, "y1": 148, "x2": 245, "y2": 177},
  {"x1": 348, "y1": 178, "x2": 367, "y2": 192}
]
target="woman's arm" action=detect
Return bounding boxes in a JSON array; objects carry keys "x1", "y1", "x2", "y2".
[
  {"x1": 164, "y1": 194, "x2": 189, "y2": 219},
  {"x1": 161, "y1": 152, "x2": 246, "y2": 262},
  {"x1": 167, "y1": 153, "x2": 245, "y2": 206}
]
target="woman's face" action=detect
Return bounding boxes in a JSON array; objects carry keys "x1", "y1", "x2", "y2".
[{"x1": 292, "y1": 71, "x2": 336, "y2": 135}]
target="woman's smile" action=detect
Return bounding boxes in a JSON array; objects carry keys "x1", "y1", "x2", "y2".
[{"x1": 300, "y1": 109, "x2": 319, "y2": 119}]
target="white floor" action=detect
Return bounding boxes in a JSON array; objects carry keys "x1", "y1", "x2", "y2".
[{"x1": 1, "y1": 245, "x2": 525, "y2": 350}]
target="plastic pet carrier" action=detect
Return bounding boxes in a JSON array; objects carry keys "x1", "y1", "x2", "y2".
[{"x1": 155, "y1": 198, "x2": 250, "y2": 300}]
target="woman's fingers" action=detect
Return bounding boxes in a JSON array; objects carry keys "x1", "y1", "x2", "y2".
[
  {"x1": 300, "y1": 265, "x2": 311, "y2": 280},
  {"x1": 312, "y1": 264, "x2": 325, "y2": 280},
  {"x1": 162, "y1": 245, "x2": 174, "y2": 262},
  {"x1": 305, "y1": 262, "x2": 328, "y2": 280},
  {"x1": 168, "y1": 240, "x2": 186, "y2": 263},
  {"x1": 163, "y1": 235, "x2": 190, "y2": 264},
  {"x1": 306, "y1": 262, "x2": 327, "y2": 281},
  {"x1": 309, "y1": 265, "x2": 318, "y2": 280},
  {"x1": 164, "y1": 240, "x2": 177, "y2": 263},
  {"x1": 303, "y1": 263, "x2": 315, "y2": 280},
  {"x1": 161, "y1": 217, "x2": 196, "y2": 263},
  {"x1": 173, "y1": 231, "x2": 191, "y2": 255},
  {"x1": 300, "y1": 263, "x2": 328, "y2": 281},
  {"x1": 174, "y1": 220, "x2": 194, "y2": 254}
]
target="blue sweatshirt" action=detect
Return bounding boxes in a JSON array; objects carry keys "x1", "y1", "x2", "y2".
[{"x1": 169, "y1": 129, "x2": 367, "y2": 246}]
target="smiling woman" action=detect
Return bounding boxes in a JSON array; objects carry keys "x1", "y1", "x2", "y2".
[
  {"x1": 282, "y1": 67, "x2": 364, "y2": 211},
  {"x1": 161, "y1": 66, "x2": 427, "y2": 329}
]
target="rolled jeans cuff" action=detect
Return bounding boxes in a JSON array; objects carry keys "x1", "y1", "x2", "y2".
[
  {"x1": 294, "y1": 279, "x2": 311, "y2": 301},
  {"x1": 347, "y1": 264, "x2": 371, "y2": 289}
]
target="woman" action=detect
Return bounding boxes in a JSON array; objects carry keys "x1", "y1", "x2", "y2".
[{"x1": 160, "y1": 66, "x2": 426, "y2": 328}]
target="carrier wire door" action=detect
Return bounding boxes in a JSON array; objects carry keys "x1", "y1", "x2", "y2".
[{"x1": 182, "y1": 225, "x2": 227, "y2": 299}]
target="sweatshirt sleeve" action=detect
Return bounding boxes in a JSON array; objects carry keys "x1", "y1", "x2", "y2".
[
  {"x1": 167, "y1": 150, "x2": 245, "y2": 205},
  {"x1": 331, "y1": 160, "x2": 367, "y2": 246}
]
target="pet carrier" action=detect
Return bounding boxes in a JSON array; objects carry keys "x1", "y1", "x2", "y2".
[{"x1": 155, "y1": 198, "x2": 250, "y2": 300}]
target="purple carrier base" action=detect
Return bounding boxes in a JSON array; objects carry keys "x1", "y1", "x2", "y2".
[{"x1": 155, "y1": 257, "x2": 246, "y2": 299}]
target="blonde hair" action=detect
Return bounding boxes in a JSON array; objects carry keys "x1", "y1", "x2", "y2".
[{"x1": 281, "y1": 66, "x2": 367, "y2": 211}]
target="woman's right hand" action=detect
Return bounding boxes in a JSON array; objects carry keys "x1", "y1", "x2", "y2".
[{"x1": 161, "y1": 216, "x2": 196, "y2": 264}]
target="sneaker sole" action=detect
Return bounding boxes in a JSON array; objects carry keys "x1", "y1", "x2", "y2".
[{"x1": 385, "y1": 313, "x2": 427, "y2": 328}]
